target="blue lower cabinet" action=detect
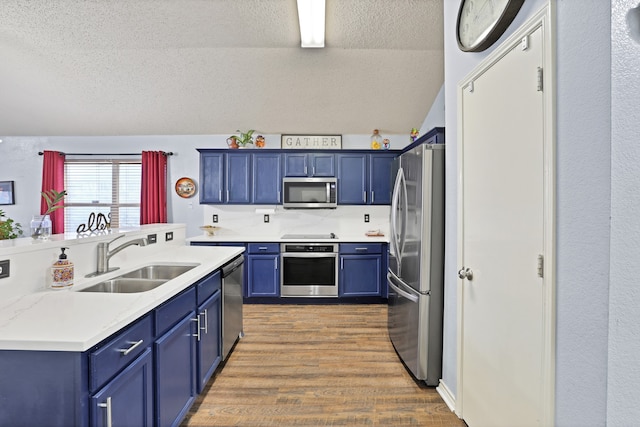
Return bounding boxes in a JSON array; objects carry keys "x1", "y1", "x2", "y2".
[
  {"x1": 247, "y1": 254, "x2": 280, "y2": 297},
  {"x1": 90, "y1": 348, "x2": 154, "y2": 427},
  {"x1": 155, "y1": 311, "x2": 198, "y2": 427},
  {"x1": 197, "y1": 290, "x2": 222, "y2": 393},
  {"x1": 339, "y1": 255, "x2": 382, "y2": 296}
]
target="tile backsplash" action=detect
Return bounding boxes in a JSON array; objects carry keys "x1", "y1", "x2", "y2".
[{"x1": 201, "y1": 205, "x2": 390, "y2": 239}]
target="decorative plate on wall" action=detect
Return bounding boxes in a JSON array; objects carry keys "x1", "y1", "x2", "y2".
[{"x1": 175, "y1": 177, "x2": 196, "y2": 198}]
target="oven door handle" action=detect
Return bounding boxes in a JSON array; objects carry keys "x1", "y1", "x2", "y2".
[{"x1": 281, "y1": 253, "x2": 338, "y2": 258}]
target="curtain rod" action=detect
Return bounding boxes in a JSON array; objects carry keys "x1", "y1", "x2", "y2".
[{"x1": 38, "y1": 151, "x2": 174, "y2": 156}]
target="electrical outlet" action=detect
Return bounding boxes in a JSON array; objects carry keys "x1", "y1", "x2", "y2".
[
  {"x1": 364, "y1": 214, "x2": 370, "y2": 223},
  {"x1": 147, "y1": 234, "x2": 157, "y2": 244},
  {"x1": 0, "y1": 260, "x2": 9, "y2": 279},
  {"x1": 165, "y1": 231, "x2": 173, "y2": 242},
  {"x1": 264, "y1": 214, "x2": 270, "y2": 223},
  {"x1": 212, "y1": 214, "x2": 218, "y2": 223}
]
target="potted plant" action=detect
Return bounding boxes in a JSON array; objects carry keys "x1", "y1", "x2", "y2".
[
  {"x1": 31, "y1": 189, "x2": 66, "y2": 239},
  {"x1": 227, "y1": 129, "x2": 255, "y2": 148},
  {"x1": 0, "y1": 210, "x2": 23, "y2": 240}
]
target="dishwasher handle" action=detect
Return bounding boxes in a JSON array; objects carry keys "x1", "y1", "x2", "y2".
[{"x1": 222, "y1": 255, "x2": 245, "y2": 278}]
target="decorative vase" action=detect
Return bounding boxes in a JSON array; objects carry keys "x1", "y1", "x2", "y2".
[{"x1": 30, "y1": 214, "x2": 52, "y2": 239}]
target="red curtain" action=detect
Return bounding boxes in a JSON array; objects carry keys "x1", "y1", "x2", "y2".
[
  {"x1": 41, "y1": 150, "x2": 65, "y2": 234},
  {"x1": 141, "y1": 151, "x2": 167, "y2": 224}
]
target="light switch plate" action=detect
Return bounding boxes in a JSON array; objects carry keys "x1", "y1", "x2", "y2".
[
  {"x1": 364, "y1": 214, "x2": 370, "y2": 223},
  {"x1": 212, "y1": 214, "x2": 218, "y2": 223},
  {"x1": 0, "y1": 260, "x2": 10, "y2": 279}
]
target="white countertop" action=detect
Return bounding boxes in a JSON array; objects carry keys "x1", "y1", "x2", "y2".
[
  {"x1": 187, "y1": 231, "x2": 389, "y2": 244},
  {"x1": 0, "y1": 245, "x2": 244, "y2": 352}
]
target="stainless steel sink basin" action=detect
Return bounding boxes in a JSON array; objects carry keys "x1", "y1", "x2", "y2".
[
  {"x1": 119, "y1": 264, "x2": 197, "y2": 280},
  {"x1": 80, "y1": 278, "x2": 168, "y2": 293},
  {"x1": 79, "y1": 263, "x2": 199, "y2": 293}
]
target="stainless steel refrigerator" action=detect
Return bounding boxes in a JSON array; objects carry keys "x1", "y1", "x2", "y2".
[{"x1": 388, "y1": 143, "x2": 445, "y2": 385}]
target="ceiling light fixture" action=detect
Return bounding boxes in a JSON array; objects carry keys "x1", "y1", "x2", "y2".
[{"x1": 297, "y1": 0, "x2": 325, "y2": 48}]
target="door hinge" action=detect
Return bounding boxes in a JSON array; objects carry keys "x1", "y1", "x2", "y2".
[
  {"x1": 537, "y1": 254, "x2": 544, "y2": 278},
  {"x1": 537, "y1": 67, "x2": 543, "y2": 92},
  {"x1": 468, "y1": 80, "x2": 474, "y2": 93}
]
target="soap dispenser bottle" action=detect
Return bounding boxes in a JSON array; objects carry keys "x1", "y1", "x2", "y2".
[{"x1": 51, "y1": 247, "x2": 74, "y2": 289}]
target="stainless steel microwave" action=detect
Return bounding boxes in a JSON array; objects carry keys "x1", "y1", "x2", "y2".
[{"x1": 282, "y1": 177, "x2": 337, "y2": 209}]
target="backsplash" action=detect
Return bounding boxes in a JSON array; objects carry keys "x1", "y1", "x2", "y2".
[{"x1": 201, "y1": 205, "x2": 390, "y2": 239}]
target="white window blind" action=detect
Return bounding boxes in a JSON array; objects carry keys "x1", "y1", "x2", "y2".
[{"x1": 64, "y1": 159, "x2": 141, "y2": 233}]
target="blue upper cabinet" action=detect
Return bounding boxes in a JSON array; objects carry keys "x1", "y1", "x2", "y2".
[
  {"x1": 368, "y1": 153, "x2": 396, "y2": 205},
  {"x1": 337, "y1": 152, "x2": 396, "y2": 205},
  {"x1": 337, "y1": 153, "x2": 368, "y2": 204},
  {"x1": 200, "y1": 152, "x2": 225, "y2": 204},
  {"x1": 225, "y1": 153, "x2": 251, "y2": 204},
  {"x1": 284, "y1": 153, "x2": 335, "y2": 177},
  {"x1": 199, "y1": 149, "x2": 397, "y2": 206},
  {"x1": 252, "y1": 153, "x2": 282, "y2": 204}
]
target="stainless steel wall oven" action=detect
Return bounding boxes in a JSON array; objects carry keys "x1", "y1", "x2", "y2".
[{"x1": 280, "y1": 243, "x2": 339, "y2": 297}]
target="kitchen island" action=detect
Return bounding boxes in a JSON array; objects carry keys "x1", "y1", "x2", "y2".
[{"x1": 0, "y1": 225, "x2": 243, "y2": 427}]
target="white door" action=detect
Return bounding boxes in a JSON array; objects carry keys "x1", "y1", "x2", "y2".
[{"x1": 459, "y1": 25, "x2": 548, "y2": 427}]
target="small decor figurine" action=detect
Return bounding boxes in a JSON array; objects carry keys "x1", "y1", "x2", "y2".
[
  {"x1": 370, "y1": 129, "x2": 382, "y2": 150},
  {"x1": 227, "y1": 129, "x2": 255, "y2": 149},
  {"x1": 255, "y1": 135, "x2": 266, "y2": 148},
  {"x1": 410, "y1": 128, "x2": 419, "y2": 142},
  {"x1": 383, "y1": 138, "x2": 390, "y2": 150}
]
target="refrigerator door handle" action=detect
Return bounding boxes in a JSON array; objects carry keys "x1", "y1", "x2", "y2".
[
  {"x1": 387, "y1": 271, "x2": 419, "y2": 303},
  {"x1": 398, "y1": 168, "x2": 408, "y2": 259},
  {"x1": 390, "y1": 167, "x2": 402, "y2": 262}
]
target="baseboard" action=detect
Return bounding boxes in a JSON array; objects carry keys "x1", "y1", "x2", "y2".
[{"x1": 436, "y1": 380, "x2": 456, "y2": 413}]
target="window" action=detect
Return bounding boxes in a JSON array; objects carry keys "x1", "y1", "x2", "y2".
[{"x1": 64, "y1": 159, "x2": 141, "y2": 233}]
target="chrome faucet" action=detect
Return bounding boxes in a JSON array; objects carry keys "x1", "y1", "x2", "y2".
[{"x1": 86, "y1": 234, "x2": 148, "y2": 277}]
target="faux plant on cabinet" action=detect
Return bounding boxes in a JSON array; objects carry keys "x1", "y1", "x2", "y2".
[{"x1": 0, "y1": 210, "x2": 22, "y2": 239}]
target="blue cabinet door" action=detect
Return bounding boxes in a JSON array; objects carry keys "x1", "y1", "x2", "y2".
[
  {"x1": 200, "y1": 152, "x2": 224, "y2": 203},
  {"x1": 155, "y1": 312, "x2": 197, "y2": 427},
  {"x1": 196, "y1": 290, "x2": 222, "y2": 393},
  {"x1": 226, "y1": 153, "x2": 251, "y2": 203},
  {"x1": 283, "y1": 153, "x2": 308, "y2": 176},
  {"x1": 339, "y1": 255, "x2": 382, "y2": 296},
  {"x1": 310, "y1": 153, "x2": 335, "y2": 176},
  {"x1": 247, "y1": 254, "x2": 280, "y2": 297},
  {"x1": 369, "y1": 153, "x2": 396, "y2": 205},
  {"x1": 91, "y1": 348, "x2": 153, "y2": 427},
  {"x1": 337, "y1": 153, "x2": 368, "y2": 204},
  {"x1": 252, "y1": 153, "x2": 282, "y2": 203}
]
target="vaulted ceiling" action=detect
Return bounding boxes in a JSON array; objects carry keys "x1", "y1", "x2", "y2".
[{"x1": 0, "y1": 0, "x2": 444, "y2": 136}]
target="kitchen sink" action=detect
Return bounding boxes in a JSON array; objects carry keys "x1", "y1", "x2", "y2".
[
  {"x1": 80, "y1": 278, "x2": 169, "y2": 293},
  {"x1": 79, "y1": 263, "x2": 199, "y2": 293},
  {"x1": 119, "y1": 264, "x2": 198, "y2": 280}
]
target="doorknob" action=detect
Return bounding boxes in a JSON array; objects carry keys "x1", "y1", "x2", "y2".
[{"x1": 458, "y1": 267, "x2": 473, "y2": 280}]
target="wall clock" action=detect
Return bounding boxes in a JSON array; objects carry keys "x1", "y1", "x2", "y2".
[{"x1": 456, "y1": 0, "x2": 525, "y2": 52}]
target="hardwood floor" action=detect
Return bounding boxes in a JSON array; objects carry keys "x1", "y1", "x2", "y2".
[{"x1": 182, "y1": 304, "x2": 465, "y2": 426}]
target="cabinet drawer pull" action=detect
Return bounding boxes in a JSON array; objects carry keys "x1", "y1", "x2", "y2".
[
  {"x1": 98, "y1": 396, "x2": 113, "y2": 427},
  {"x1": 363, "y1": 191, "x2": 367, "y2": 203},
  {"x1": 355, "y1": 247, "x2": 368, "y2": 251},
  {"x1": 258, "y1": 247, "x2": 268, "y2": 251},
  {"x1": 118, "y1": 339, "x2": 143, "y2": 356},
  {"x1": 371, "y1": 191, "x2": 375, "y2": 203}
]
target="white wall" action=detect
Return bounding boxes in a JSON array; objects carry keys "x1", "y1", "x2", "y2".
[
  {"x1": 0, "y1": 133, "x2": 407, "y2": 238},
  {"x1": 443, "y1": 1, "x2": 613, "y2": 425},
  {"x1": 608, "y1": 1, "x2": 640, "y2": 425},
  {"x1": 419, "y1": 84, "x2": 445, "y2": 133}
]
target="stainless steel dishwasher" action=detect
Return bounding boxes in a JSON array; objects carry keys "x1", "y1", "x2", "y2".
[{"x1": 221, "y1": 255, "x2": 244, "y2": 360}]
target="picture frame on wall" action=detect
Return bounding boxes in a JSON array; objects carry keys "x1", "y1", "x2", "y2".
[{"x1": 0, "y1": 181, "x2": 15, "y2": 205}]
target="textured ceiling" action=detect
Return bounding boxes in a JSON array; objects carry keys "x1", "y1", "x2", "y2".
[{"x1": 0, "y1": 0, "x2": 444, "y2": 136}]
